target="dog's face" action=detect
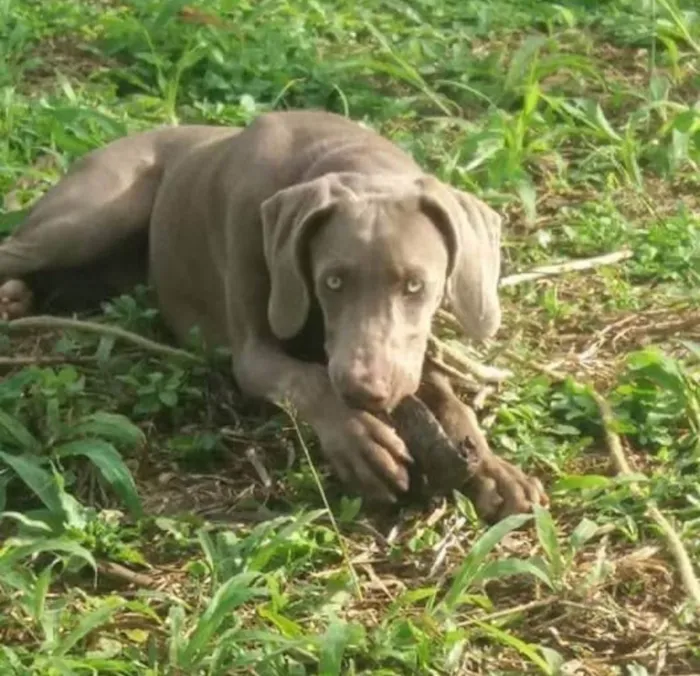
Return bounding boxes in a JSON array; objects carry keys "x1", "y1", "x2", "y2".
[
  {"x1": 308, "y1": 200, "x2": 449, "y2": 412},
  {"x1": 262, "y1": 171, "x2": 502, "y2": 414}
]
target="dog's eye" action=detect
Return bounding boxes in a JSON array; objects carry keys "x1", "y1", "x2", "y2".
[
  {"x1": 404, "y1": 278, "x2": 424, "y2": 295},
  {"x1": 325, "y1": 274, "x2": 343, "y2": 291}
]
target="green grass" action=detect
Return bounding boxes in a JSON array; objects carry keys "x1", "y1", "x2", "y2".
[{"x1": 1, "y1": 0, "x2": 699, "y2": 673}]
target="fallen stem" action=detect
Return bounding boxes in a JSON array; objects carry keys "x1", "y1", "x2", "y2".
[
  {"x1": 7, "y1": 315, "x2": 202, "y2": 364},
  {"x1": 502, "y1": 350, "x2": 700, "y2": 608},
  {"x1": 499, "y1": 249, "x2": 633, "y2": 288},
  {"x1": 97, "y1": 560, "x2": 155, "y2": 588},
  {"x1": 0, "y1": 355, "x2": 98, "y2": 368},
  {"x1": 428, "y1": 335, "x2": 512, "y2": 384},
  {"x1": 425, "y1": 352, "x2": 480, "y2": 393},
  {"x1": 591, "y1": 391, "x2": 700, "y2": 608}
]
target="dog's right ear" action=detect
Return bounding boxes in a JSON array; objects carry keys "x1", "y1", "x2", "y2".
[{"x1": 261, "y1": 175, "x2": 348, "y2": 340}]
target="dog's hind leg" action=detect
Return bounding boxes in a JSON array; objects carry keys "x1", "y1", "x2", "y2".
[{"x1": 0, "y1": 138, "x2": 164, "y2": 317}]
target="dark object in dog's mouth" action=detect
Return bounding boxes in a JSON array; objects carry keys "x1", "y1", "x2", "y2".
[{"x1": 388, "y1": 395, "x2": 480, "y2": 500}]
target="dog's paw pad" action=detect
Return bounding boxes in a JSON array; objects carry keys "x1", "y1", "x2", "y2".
[{"x1": 0, "y1": 279, "x2": 33, "y2": 320}]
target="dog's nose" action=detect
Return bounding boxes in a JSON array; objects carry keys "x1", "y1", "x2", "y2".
[{"x1": 342, "y1": 377, "x2": 391, "y2": 412}]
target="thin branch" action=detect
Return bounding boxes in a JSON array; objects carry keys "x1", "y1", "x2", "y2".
[
  {"x1": 591, "y1": 391, "x2": 700, "y2": 608},
  {"x1": 245, "y1": 446, "x2": 273, "y2": 489},
  {"x1": 7, "y1": 315, "x2": 202, "y2": 363},
  {"x1": 499, "y1": 249, "x2": 633, "y2": 288},
  {"x1": 502, "y1": 349, "x2": 700, "y2": 608},
  {"x1": 0, "y1": 355, "x2": 98, "y2": 368},
  {"x1": 428, "y1": 335, "x2": 512, "y2": 384},
  {"x1": 425, "y1": 352, "x2": 480, "y2": 393},
  {"x1": 97, "y1": 560, "x2": 156, "y2": 588}
]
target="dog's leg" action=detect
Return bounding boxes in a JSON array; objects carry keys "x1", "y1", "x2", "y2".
[
  {"x1": 417, "y1": 364, "x2": 547, "y2": 521},
  {"x1": 233, "y1": 339, "x2": 413, "y2": 504},
  {"x1": 0, "y1": 144, "x2": 163, "y2": 317}
]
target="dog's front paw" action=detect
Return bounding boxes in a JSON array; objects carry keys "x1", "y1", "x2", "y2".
[
  {"x1": 0, "y1": 279, "x2": 33, "y2": 320},
  {"x1": 465, "y1": 451, "x2": 548, "y2": 523},
  {"x1": 313, "y1": 404, "x2": 413, "y2": 504}
]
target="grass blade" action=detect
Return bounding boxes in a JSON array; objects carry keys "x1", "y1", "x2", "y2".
[
  {"x1": 55, "y1": 597, "x2": 126, "y2": 656},
  {"x1": 439, "y1": 513, "x2": 532, "y2": 614},
  {"x1": 54, "y1": 439, "x2": 143, "y2": 518},
  {"x1": 0, "y1": 451, "x2": 63, "y2": 515},
  {"x1": 474, "y1": 620, "x2": 553, "y2": 674},
  {"x1": 179, "y1": 572, "x2": 266, "y2": 668},
  {"x1": 68, "y1": 412, "x2": 145, "y2": 447},
  {"x1": 0, "y1": 410, "x2": 39, "y2": 451},
  {"x1": 471, "y1": 558, "x2": 554, "y2": 589},
  {"x1": 318, "y1": 617, "x2": 363, "y2": 676},
  {"x1": 534, "y1": 505, "x2": 564, "y2": 583}
]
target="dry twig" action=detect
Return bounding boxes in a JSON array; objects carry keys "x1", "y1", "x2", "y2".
[
  {"x1": 97, "y1": 560, "x2": 155, "y2": 588},
  {"x1": 592, "y1": 391, "x2": 700, "y2": 608},
  {"x1": 7, "y1": 315, "x2": 202, "y2": 363},
  {"x1": 428, "y1": 335, "x2": 512, "y2": 383},
  {"x1": 0, "y1": 354, "x2": 97, "y2": 368},
  {"x1": 499, "y1": 249, "x2": 633, "y2": 288},
  {"x1": 502, "y1": 349, "x2": 700, "y2": 608}
]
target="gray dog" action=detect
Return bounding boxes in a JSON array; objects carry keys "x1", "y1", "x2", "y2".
[{"x1": 0, "y1": 110, "x2": 545, "y2": 518}]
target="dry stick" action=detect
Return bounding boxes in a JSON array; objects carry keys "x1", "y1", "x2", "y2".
[
  {"x1": 425, "y1": 352, "x2": 480, "y2": 393},
  {"x1": 97, "y1": 560, "x2": 156, "y2": 588},
  {"x1": 0, "y1": 355, "x2": 98, "y2": 367},
  {"x1": 428, "y1": 335, "x2": 512, "y2": 384},
  {"x1": 432, "y1": 250, "x2": 633, "y2": 383},
  {"x1": 503, "y1": 348, "x2": 700, "y2": 608},
  {"x1": 592, "y1": 391, "x2": 700, "y2": 608},
  {"x1": 7, "y1": 315, "x2": 203, "y2": 363},
  {"x1": 4, "y1": 250, "x2": 632, "y2": 372},
  {"x1": 499, "y1": 249, "x2": 633, "y2": 288}
]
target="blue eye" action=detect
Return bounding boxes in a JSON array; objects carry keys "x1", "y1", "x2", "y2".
[
  {"x1": 405, "y1": 278, "x2": 424, "y2": 294},
  {"x1": 325, "y1": 274, "x2": 343, "y2": 291}
]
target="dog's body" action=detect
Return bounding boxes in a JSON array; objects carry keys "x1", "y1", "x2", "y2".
[{"x1": 0, "y1": 110, "x2": 544, "y2": 516}]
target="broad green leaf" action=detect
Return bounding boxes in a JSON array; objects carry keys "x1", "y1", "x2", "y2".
[
  {"x1": 394, "y1": 586, "x2": 439, "y2": 608},
  {"x1": 0, "y1": 511, "x2": 54, "y2": 534},
  {"x1": 69, "y1": 412, "x2": 145, "y2": 447},
  {"x1": 249, "y1": 509, "x2": 326, "y2": 571},
  {"x1": 504, "y1": 35, "x2": 547, "y2": 92},
  {"x1": 0, "y1": 537, "x2": 96, "y2": 573},
  {"x1": 0, "y1": 410, "x2": 39, "y2": 451},
  {"x1": 570, "y1": 518, "x2": 600, "y2": 551},
  {"x1": 0, "y1": 645, "x2": 27, "y2": 673},
  {"x1": 179, "y1": 572, "x2": 266, "y2": 667},
  {"x1": 318, "y1": 617, "x2": 363, "y2": 676},
  {"x1": 439, "y1": 513, "x2": 532, "y2": 613},
  {"x1": 470, "y1": 558, "x2": 554, "y2": 590},
  {"x1": 593, "y1": 103, "x2": 622, "y2": 141},
  {"x1": 167, "y1": 605, "x2": 187, "y2": 668},
  {"x1": 540, "y1": 646, "x2": 565, "y2": 673},
  {"x1": 258, "y1": 606, "x2": 304, "y2": 638},
  {"x1": 54, "y1": 439, "x2": 142, "y2": 518},
  {"x1": 55, "y1": 597, "x2": 126, "y2": 656},
  {"x1": 534, "y1": 506, "x2": 564, "y2": 582},
  {"x1": 0, "y1": 451, "x2": 63, "y2": 516},
  {"x1": 473, "y1": 621, "x2": 552, "y2": 674},
  {"x1": 30, "y1": 563, "x2": 56, "y2": 624}
]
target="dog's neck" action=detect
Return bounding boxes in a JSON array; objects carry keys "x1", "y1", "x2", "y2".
[{"x1": 280, "y1": 298, "x2": 327, "y2": 364}]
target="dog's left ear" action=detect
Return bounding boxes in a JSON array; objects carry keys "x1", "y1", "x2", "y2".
[
  {"x1": 416, "y1": 176, "x2": 502, "y2": 341},
  {"x1": 261, "y1": 175, "x2": 344, "y2": 340}
]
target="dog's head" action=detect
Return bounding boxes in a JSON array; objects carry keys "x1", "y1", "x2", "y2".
[{"x1": 261, "y1": 172, "x2": 502, "y2": 413}]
